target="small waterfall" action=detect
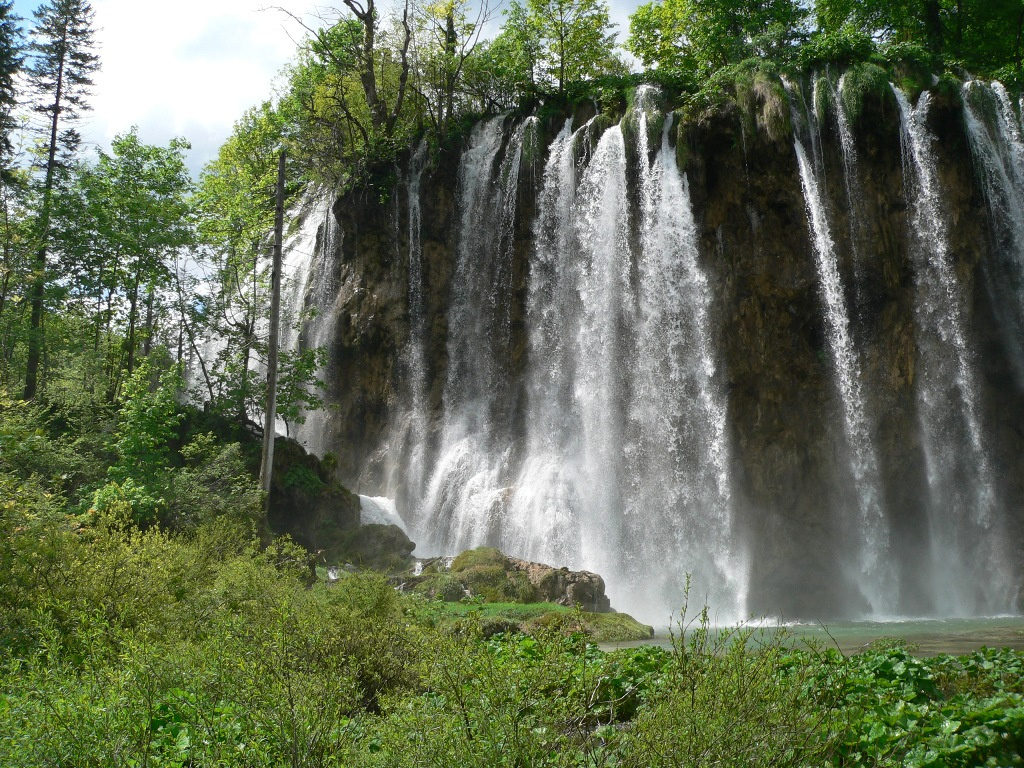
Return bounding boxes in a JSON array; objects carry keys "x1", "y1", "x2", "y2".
[
  {"x1": 280, "y1": 192, "x2": 341, "y2": 457},
  {"x1": 786, "y1": 80, "x2": 894, "y2": 615},
  {"x1": 834, "y1": 73, "x2": 869, "y2": 289},
  {"x1": 385, "y1": 142, "x2": 431, "y2": 508},
  {"x1": 962, "y1": 81, "x2": 1024, "y2": 385},
  {"x1": 185, "y1": 188, "x2": 337, "y2": 452},
  {"x1": 623, "y1": 90, "x2": 745, "y2": 618},
  {"x1": 893, "y1": 86, "x2": 1013, "y2": 615},
  {"x1": 413, "y1": 117, "x2": 535, "y2": 554}
]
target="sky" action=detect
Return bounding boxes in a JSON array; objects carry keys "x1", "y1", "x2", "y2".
[
  {"x1": 12, "y1": 0, "x2": 318, "y2": 175},
  {"x1": 10, "y1": 0, "x2": 639, "y2": 177}
]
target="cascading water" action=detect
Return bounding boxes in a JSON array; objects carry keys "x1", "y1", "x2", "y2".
[
  {"x1": 399, "y1": 93, "x2": 746, "y2": 623},
  {"x1": 962, "y1": 81, "x2": 1024, "y2": 386},
  {"x1": 279, "y1": 191, "x2": 341, "y2": 458},
  {"x1": 893, "y1": 86, "x2": 1015, "y2": 615},
  {"x1": 385, "y1": 141, "x2": 431, "y2": 509},
  {"x1": 786, "y1": 81, "x2": 894, "y2": 615},
  {"x1": 621, "y1": 90, "x2": 745, "y2": 618},
  {"x1": 307, "y1": 77, "x2": 1024, "y2": 622},
  {"x1": 413, "y1": 116, "x2": 536, "y2": 555}
]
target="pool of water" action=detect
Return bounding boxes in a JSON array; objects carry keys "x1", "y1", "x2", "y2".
[{"x1": 601, "y1": 616, "x2": 1024, "y2": 656}]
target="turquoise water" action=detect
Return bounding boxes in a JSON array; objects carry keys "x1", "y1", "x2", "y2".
[{"x1": 601, "y1": 617, "x2": 1024, "y2": 657}]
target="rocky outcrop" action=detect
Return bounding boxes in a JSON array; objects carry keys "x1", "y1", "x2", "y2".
[
  {"x1": 507, "y1": 557, "x2": 612, "y2": 613},
  {"x1": 421, "y1": 547, "x2": 614, "y2": 612},
  {"x1": 267, "y1": 437, "x2": 360, "y2": 561},
  {"x1": 336, "y1": 523, "x2": 415, "y2": 572}
]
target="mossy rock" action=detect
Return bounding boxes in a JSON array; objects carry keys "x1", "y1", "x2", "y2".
[
  {"x1": 413, "y1": 572, "x2": 466, "y2": 602},
  {"x1": 266, "y1": 437, "x2": 360, "y2": 560},
  {"x1": 335, "y1": 523, "x2": 415, "y2": 573},
  {"x1": 840, "y1": 62, "x2": 891, "y2": 123},
  {"x1": 522, "y1": 609, "x2": 654, "y2": 643},
  {"x1": 450, "y1": 547, "x2": 508, "y2": 572}
]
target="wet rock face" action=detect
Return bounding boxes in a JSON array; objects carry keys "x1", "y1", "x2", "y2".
[{"x1": 312, "y1": 86, "x2": 1024, "y2": 618}]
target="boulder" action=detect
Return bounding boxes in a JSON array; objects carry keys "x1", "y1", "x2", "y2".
[
  {"x1": 508, "y1": 557, "x2": 612, "y2": 613},
  {"x1": 336, "y1": 523, "x2": 415, "y2": 572},
  {"x1": 267, "y1": 437, "x2": 360, "y2": 561}
]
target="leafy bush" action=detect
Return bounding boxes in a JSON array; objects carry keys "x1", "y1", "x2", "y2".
[
  {"x1": 840, "y1": 62, "x2": 892, "y2": 122},
  {"x1": 800, "y1": 27, "x2": 875, "y2": 68},
  {"x1": 619, "y1": 603, "x2": 837, "y2": 767}
]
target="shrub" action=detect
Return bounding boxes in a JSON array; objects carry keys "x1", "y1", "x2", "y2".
[
  {"x1": 617, "y1": 598, "x2": 837, "y2": 767},
  {"x1": 840, "y1": 61, "x2": 892, "y2": 122},
  {"x1": 800, "y1": 27, "x2": 875, "y2": 69}
]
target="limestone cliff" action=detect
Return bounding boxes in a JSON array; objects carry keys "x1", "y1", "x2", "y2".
[{"x1": 292, "y1": 78, "x2": 1024, "y2": 620}]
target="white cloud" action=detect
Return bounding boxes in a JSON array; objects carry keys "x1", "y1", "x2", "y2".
[
  {"x1": 13, "y1": 0, "x2": 645, "y2": 176},
  {"x1": 81, "y1": 0, "x2": 313, "y2": 174}
]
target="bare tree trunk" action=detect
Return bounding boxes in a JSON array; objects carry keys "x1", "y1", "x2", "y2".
[
  {"x1": 24, "y1": 48, "x2": 65, "y2": 400},
  {"x1": 260, "y1": 151, "x2": 287, "y2": 505}
]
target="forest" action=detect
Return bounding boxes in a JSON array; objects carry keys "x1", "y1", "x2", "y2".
[{"x1": 3, "y1": 0, "x2": 1024, "y2": 765}]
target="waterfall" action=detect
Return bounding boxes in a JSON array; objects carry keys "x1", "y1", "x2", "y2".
[
  {"x1": 412, "y1": 117, "x2": 536, "y2": 555},
  {"x1": 893, "y1": 86, "x2": 1014, "y2": 615},
  {"x1": 506, "y1": 117, "x2": 586, "y2": 566},
  {"x1": 623, "y1": 90, "x2": 745, "y2": 618},
  {"x1": 338, "y1": 78, "x2": 1024, "y2": 622},
  {"x1": 786, "y1": 80, "x2": 894, "y2": 615},
  {"x1": 834, "y1": 73, "x2": 869, "y2": 290},
  {"x1": 279, "y1": 191, "x2": 340, "y2": 458},
  {"x1": 962, "y1": 81, "x2": 1024, "y2": 386},
  {"x1": 385, "y1": 141, "x2": 431, "y2": 509}
]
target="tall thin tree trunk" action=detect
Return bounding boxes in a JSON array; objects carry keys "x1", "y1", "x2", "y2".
[
  {"x1": 24, "y1": 47, "x2": 65, "y2": 400},
  {"x1": 260, "y1": 151, "x2": 286, "y2": 503},
  {"x1": 142, "y1": 285, "x2": 155, "y2": 358}
]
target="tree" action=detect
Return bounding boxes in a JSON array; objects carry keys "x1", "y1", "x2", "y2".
[
  {"x1": 195, "y1": 103, "x2": 287, "y2": 421},
  {"x1": 0, "y1": 1, "x2": 23, "y2": 172},
  {"x1": 22, "y1": 0, "x2": 98, "y2": 400},
  {"x1": 50, "y1": 129, "x2": 194, "y2": 400},
  {"x1": 520, "y1": 0, "x2": 618, "y2": 93},
  {"x1": 465, "y1": 1, "x2": 543, "y2": 105},
  {"x1": 628, "y1": 0, "x2": 806, "y2": 75},
  {"x1": 410, "y1": 0, "x2": 494, "y2": 139}
]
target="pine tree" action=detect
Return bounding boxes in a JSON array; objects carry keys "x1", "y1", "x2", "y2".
[
  {"x1": 23, "y1": 0, "x2": 99, "y2": 400},
  {"x1": 0, "y1": 1, "x2": 23, "y2": 171}
]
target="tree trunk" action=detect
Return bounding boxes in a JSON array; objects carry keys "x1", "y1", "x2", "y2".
[
  {"x1": 260, "y1": 151, "x2": 287, "y2": 503},
  {"x1": 24, "y1": 39, "x2": 66, "y2": 400}
]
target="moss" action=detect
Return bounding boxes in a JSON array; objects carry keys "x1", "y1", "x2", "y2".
[
  {"x1": 282, "y1": 464, "x2": 326, "y2": 495},
  {"x1": 674, "y1": 112, "x2": 690, "y2": 170},
  {"x1": 424, "y1": 600, "x2": 654, "y2": 642},
  {"x1": 450, "y1": 546, "x2": 508, "y2": 572},
  {"x1": 840, "y1": 62, "x2": 891, "y2": 123},
  {"x1": 413, "y1": 572, "x2": 465, "y2": 602},
  {"x1": 813, "y1": 74, "x2": 832, "y2": 123},
  {"x1": 728, "y1": 62, "x2": 790, "y2": 143}
]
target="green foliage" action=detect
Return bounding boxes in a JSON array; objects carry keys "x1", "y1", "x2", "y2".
[
  {"x1": 108, "y1": 361, "x2": 183, "y2": 485},
  {"x1": 620, "y1": 598, "x2": 837, "y2": 767},
  {"x1": 824, "y1": 646, "x2": 1024, "y2": 766},
  {"x1": 628, "y1": 0, "x2": 807, "y2": 79},
  {"x1": 840, "y1": 61, "x2": 892, "y2": 122},
  {"x1": 800, "y1": 26, "x2": 876, "y2": 68}
]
